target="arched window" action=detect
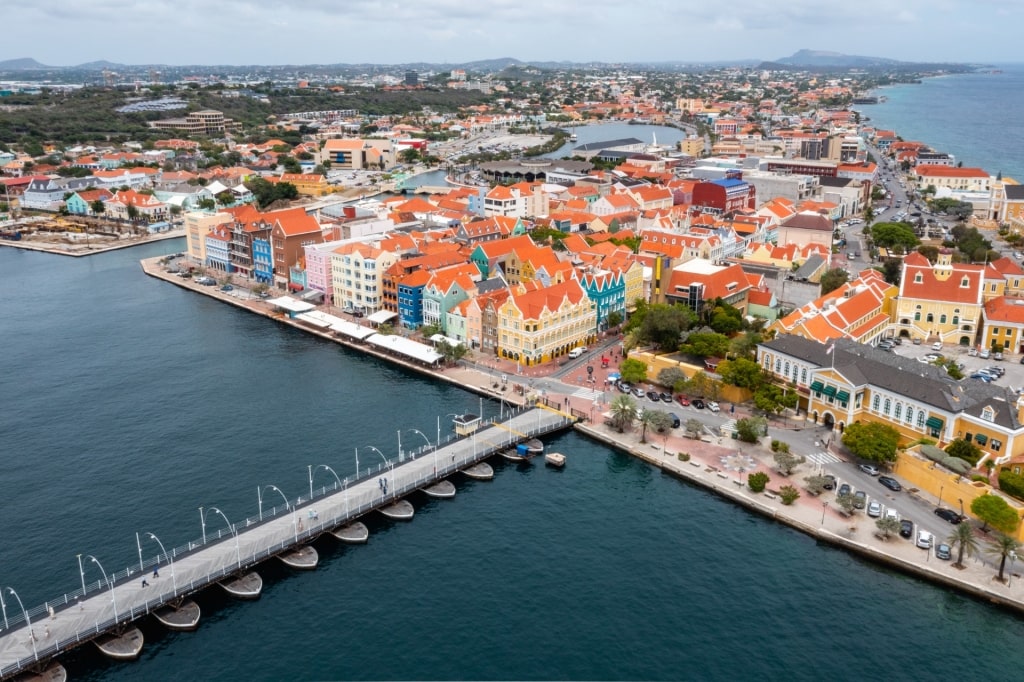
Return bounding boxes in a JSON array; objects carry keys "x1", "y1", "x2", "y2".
[
  {"x1": 915, "y1": 312, "x2": 921, "y2": 321},
  {"x1": 926, "y1": 313, "x2": 934, "y2": 323},
  {"x1": 784, "y1": 361, "x2": 790, "y2": 376},
  {"x1": 883, "y1": 399, "x2": 891, "y2": 416},
  {"x1": 953, "y1": 316, "x2": 959, "y2": 325},
  {"x1": 763, "y1": 355, "x2": 771, "y2": 369},
  {"x1": 775, "y1": 359, "x2": 782, "y2": 373},
  {"x1": 801, "y1": 368, "x2": 807, "y2": 384},
  {"x1": 940, "y1": 314, "x2": 947, "y2": 324},
  {"x1": 872, "y1": 395, "x2": 880, "y2": 411},
  {"x1": 906, "y1": 407, "x2": 914, "y2": 424},
  {"x1": 917, "y1": 412, "x2": 926, "y2": 429},
  {"x1": 894, "y1": 403, "x2": 902, "y2": 421}
]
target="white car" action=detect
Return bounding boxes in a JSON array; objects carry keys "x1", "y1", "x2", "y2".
[
  {"x1": 706, "y1": 401, "x2": 720, "y2": 413},
  {"x1": 884, "y1": 508, "x2": 900, "y2": 522},
  {"x1": 931, "y1": 342, "x2": 943, "y2": 351},
  {"x1": 916, "y1": 529, "x2": 934, "y2": 549}
]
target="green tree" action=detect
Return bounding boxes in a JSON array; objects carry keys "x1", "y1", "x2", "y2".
[
  {"x1": 945, "y1": 438, "x2": 983, "y2": 467},
  {"x1": 947, "y1": 522, "x2": 980, "y2": 569},
  {"x1": 729, "y1": 330, "x2": 763, "y2": 360},
  {"x1": 819, "y1": 268, "x2": 850, "y2": 295},
  {"x1": 609, "y1": 395, "x2": 638, "y2": 433},
  {"x1": 709, "y1": 304, "x2": 743, "y2": 335},
  {"x1": 917, "y1": 245, "x2": 939, "y2": 262},
  {"x1": 987, "y1": 533, "x2": 1021, "y2": 583},
  {"x1": 126, "y1": 204, "x2": 139, "y2": 221},
  {"x1": 606, "y1": 310, "x2": 623, "y2": 328},
  {"x1": 841, "y1": 421, "x2": 900, "y2": 465},
  {"x1": 656, "y1": 367, "x2": 687, "y2": 391},
  {"x1": 836, "y1": 492, "x2": 857, "y2": 515},
  {"x1": 773, "y1": 450, "x2": 805, "y2": 476},
  {"x1": 619, "y1": 357, "x2": 648, "y2": 384},
  {"x1": 748, "y1": 471, "x2": 770, "y2": 493},
  {"x1": 870, "y1": 222, "x2": 920, "y2": 251},
  {"x1": 971, "y1": 494, "x2": 1020, "y2": 534},
  {"x1": 684, "y1": 418, "x2": 704, "y2": 439},
  {"x1": 779, "y1": 485, "x2": 800, "y2": 505},
  {"x1": 684, "y1": 371, "x2": 722, "y2": 401},
  {"x1": 681, "y1": 331, "x2": 730, "y2": 358},
  {"x1": 637, "y1": 303, "x2": 696, "y2": 351},
  {"x1": 197, "y1": 198, "x2": 216, "y2": 211},
  {"x1": 90, "y1": 199, "x2": 105, "y2": 215},
  {"x1": 804, "y1": 474, "x2": 827, "y2": 496},
  {"x1": 639, "y1": 409, "x2": 673, "y2": 443},
  {"x1": 735, "y1": 417, "x2": 766, "y2": 443},
  {"x1": 753, "y1": 383, "x2": 798, "y2": 416},
  {"x1": 876, "y1": 516, "x2": 901, "y2": 539},
  {"x1": 717, "y1": 357, "x2": 763, "y2": 389}
]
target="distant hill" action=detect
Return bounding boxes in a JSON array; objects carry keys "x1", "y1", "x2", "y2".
[
  {"x1": 774, "y1": 49, "x2": 903, "y2": 68},
  {"x1": 75, "y1": 60, "x2": 128, "y2": 70},
  {"x1": 0, "y1": 57, "x2": 51, "y2": 70}
]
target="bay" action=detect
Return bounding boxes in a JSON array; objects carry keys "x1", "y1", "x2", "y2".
[
  {"x1": 2, "y1": 242, "x2": 1024, "y2": 681},
  {"x1": 866, "y1": 64, "x2": 1024, "y2": 181}
]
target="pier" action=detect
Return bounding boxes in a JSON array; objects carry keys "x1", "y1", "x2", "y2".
[{"x1": 0, "y1": 406, "x2": 574, "y2": 680}]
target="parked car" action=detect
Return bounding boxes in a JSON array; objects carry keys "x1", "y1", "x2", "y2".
[
  {"x1": 659, "y1": 392, "x2": 674, "y2": 404},
  {"x1": 823, "y1": 474, "x2": 837, "y2": 490},
  {"x1": 692, "y1": 399, "x2": 706, "y2": 410},
  {"x1": 900, "y1": 519, "x2": 914, "y2": 539},
  {"x1": 994, "y1": 352, "x2": 1004, "y2": 361},
  {"x1": 667, "y1": 412, "x2": 681, "y2": 429},
  {"x1": 633, "y1": 387, "x2": 646, "y2": 399},
  {"x1": 706, "y1": 401, "x2": 721, "y2": 413},
  {"x1": 884, "y1": 508, "x2": 900, "y2": 522},
  {"x1": 676, "y1": 395, "x2": 690, "y2": 407},
  {"x1": 859, "y1": 464, "x2": 880, "y2": 476},
  {"x1": 969, "y1": 373, "x2": 993, "y2": 382},
  {"x1": 617, "y1": 382, "x2": 632, "y2": 394},
  {"x1": 934, "y1": 508, "x2": 963, "y2": 525},
  {"x1": 912, "y1": 338, "x2": 922, "y2": 345},
  {"x1": 878, "y1": 475, "x2": 902, "y2": 492},
  {"x1": 931, "y1": 341, "x2": 943, "y2": 351},
  {"x1": 935, "y1": 543, "x2": 952, "y2": 560},
  {"x1": 220, "y1": 284, "x2": 233, "y2": 292},
  {"x1": 980, "y1": 349, "x2": 991, "y2": 359},
  {"x1": 853, "y1": 490, "x2": 867, "y2": 509},
  {"x1": 646, "y1": 390, "x2": 660, "y2": 402},
  {"x1": 916, "y1": 529, "x2": 934, "y2": 549},
  {"x1": 867, "y1": 501, "x2": 882, "y2": 517},
  {"x1": 838, "y1": 483, "x2": 852, "y2": 497}
]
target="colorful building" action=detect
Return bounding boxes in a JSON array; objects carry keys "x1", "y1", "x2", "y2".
[{"x1": 495, "y1": 279, "x2": 597, "y2": 366}]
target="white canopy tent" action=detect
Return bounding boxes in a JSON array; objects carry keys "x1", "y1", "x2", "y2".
[
  {"x1": 331, "y1": 319, "x2": 376, "y2": 341},
  {"x1": 365, "y1": 333, "x2": 443, "y2": 365},
  {"x1": 367, "y1": 310, "x2": 398, "y2": 325},
  {"x1": 267, "y1": 296, "x2": 317, "y2": 314}
]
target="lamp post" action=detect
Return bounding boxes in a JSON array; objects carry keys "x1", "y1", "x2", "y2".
[
  {"x1": 438, "y1": 413, "x2": 460, "y2": 447},
  {"x1": 311, "y1": 464, "x2": 344, "y2": 497},
  {"x1": 0, "y1": 588, "x2": 7, "y2": 631},
  {"x1": 958, "y1": 498, "x2": 965, "y2": 519},
  {"x1": 407, "y1": 428, "x2": 431, "y2": 455},
  {"x1": 145, "y1": 532, "x2": 176, "y2": 594},
  {"x1": 938, "y1": 485, "x2": 944, "y2": 509},
  {"x1": 87, "y1": 555, "x2": 118, "y2": 625},
  {"x1": 258, "y1": 484, "x2": 289, "y2": 522},
  {"x1": 821, "y1": 500, "x2": 829, "y2": 525},
  {"x1": 1011, "y1": 551, "x2": 1018, "y2": 588},
  {"x1": 5, "y1": 588, "x2": 36, "y2": 661},
  {"x1": 204, "y1": 507, "x2": 241, "y2": 570},
  {"x1": 199, "y1": 506, "x2": 207, "y2": 545},
  {"x1": 77, "y1": 553, "x2": 87, "y2": 598}
]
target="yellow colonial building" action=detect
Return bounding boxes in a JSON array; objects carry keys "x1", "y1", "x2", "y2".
[
  {"x1": 893, "y1": 250, "x2": 986, "y2": 345},
  {"x1": 758, "y1": 336, "x2": 1024, "y2": 466},
  {"x1": 496, "y1": 279, "x2": 597, "y2": 366}
]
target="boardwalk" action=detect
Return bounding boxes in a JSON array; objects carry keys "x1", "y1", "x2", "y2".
[{"x1": 0, "y1": 406, "x2": 573, "y2": 680}]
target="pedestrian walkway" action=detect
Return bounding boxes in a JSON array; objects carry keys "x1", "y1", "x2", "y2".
[
  {"x1": 570, "y1": 387, "x2": 604, "y2": 401},
  {"x1": 805, "y1": 450, "x2": 842, "y2": 466}
]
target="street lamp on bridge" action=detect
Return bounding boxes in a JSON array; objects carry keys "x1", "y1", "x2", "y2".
[
  {"x1": 310, "y1": 464, "x2": 344, "y2": 500},
  {"x1": 201, "y1": 506, "x2": 241, "y2": 570},
  {"x1": 4, "y1": 588, "x2": 36, "y2": 661},
  {"x1": 87, "y1": 555, "x2": 118, "y2": 625},
  {"x1": 258, "y1": 484, "x2": 290, "y2": 522}
]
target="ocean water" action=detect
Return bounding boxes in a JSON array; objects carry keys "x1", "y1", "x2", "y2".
[
  {"x1": 3, "y1": 244, "x2": 1024, "y2": 681},
  {"x1": 867, "y1": 64, "x2": 1024, "y2": 181}
]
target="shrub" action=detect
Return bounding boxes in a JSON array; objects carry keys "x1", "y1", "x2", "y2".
[
  {"x1": 779, "y1": 485, "x2": 800, "y2": 505},
  {"x1": 736, "y1": 417, "x2": 766, "y2": 443},
  {"x1": 748, "y1": 471, "x2": 770, "y2": 493},
  {"x1": 999, "y1": 469, "x2": 1024, "y2": 502},
  {"x1": 972, "y1": 474, "x2": 989, "y2": 483},
  {"x1": 677, "y1": 452, "x2": 690, "y2": 462}
]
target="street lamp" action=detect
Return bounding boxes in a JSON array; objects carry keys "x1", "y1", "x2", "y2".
[
  {"x1": 821, "y1": 500, "x2": 829, "y2": 525},
  {"x1": 407, "y1": 428, "x2": 431, "y2": 453},
  {"x1": 938, "y1": 485, "x2": 945, "y2": 509},
  {"x1": 958, "y1": 498, "x2": 965, "y2": 519},
  {"x1": 0, "y1": 588, "x2": 7, "y2": 631},
  {"x1": 87, "y1": 555, "x2": 118, "y2": 625},
  {"x1": 311, "y1": 464, "x2": 344, "y2": 499},
  {"x1": 258, "y1": 484, "x2": 290, "y2": 522},
  {"x1": 363, "y1": 445, "x2": 392, "y2": 472},
  {"x1": 145, "y1": 532, "x2": 177, "y2": 595},
  {"x1": 203, "y1": 507, "x2": 241, "y2": 570},
  {"x1": 5, "y1": 588, "x2": 36, "y2": 661},
  {"x1": 1011, "y1": 551, "x2": 1018, "y2": 588}
]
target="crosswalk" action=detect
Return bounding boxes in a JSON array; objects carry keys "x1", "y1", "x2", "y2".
[
  {"x1": 805, "y1": 450, "x2": 842, "y2": 466},
  {"x1": 571, "y1": 387, "x2": 605, "y2": 401}
]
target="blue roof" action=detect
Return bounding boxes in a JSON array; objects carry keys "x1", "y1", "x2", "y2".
[{"x1": 711, "y1": 178, "x2": 746, "y2": 188}]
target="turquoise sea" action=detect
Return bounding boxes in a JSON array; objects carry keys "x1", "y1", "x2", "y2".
[{"x1": 867, "y1": 64, "x2": 1024, "y2": 181}]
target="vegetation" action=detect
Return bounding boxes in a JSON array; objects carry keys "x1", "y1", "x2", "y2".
[
  {"x1": 625, "y1": 303, "x2": 697, "y2": 351},
  {"x1": 971, "y1": 494, "x2": 1020, "y2": 534},
  {"x1": 680, "y1": 331, "x2": 730, "y2": 358},
  {"x1": 819, "y1": 268, "x2": 850, "y2": 295},
  {"x1": 717, "y1": 357, "x2": 763, "y2": 390},
  {"x1": 638, "y1": 409, "x2": 674, "y2": 443},
  {"x1": 947, "y1": 522, "x2": 980, "y2": 569},
  {"x1": 870, "y1": 222, "x2": 920, "y2": 252},
  {"x1": 876, "y1": 516, "x2": 901, "y2": 539},
  {"x1": 987, "y1": 533, "x2": 1021, "y2": 582},
  {"x1": 247, "y1": 177, "x2": 298, "y2": 208},
  {"x1": 841, "y1": 421, "x2": 900, "y2": 465},
  {"x1": 836, "y1": 492, "x2": 857, "y2": 515},
  {"x1": 778, "y1": 485, "x2": 800, "y2": 505},
  {"x1": 608, "y1": 395, "x2": 639, "y2": 433},
  {"x1": 804, "y1": 474, "x2": 828, "y2": 496},
  {"x1": 998, "y1": 469, "x2": 1024, "y2": 503},
  {"x1": 684, "y1": 418, "x2": 704, "y2": 439},
  {"x1": 735, "y1": 417, "x2": 766, "y2": 443},
  {"x1": 753, "y1": 384, "x2": 798, "y2": 417},
  {"x1": 681, "y1": 371, "x2": 722, "y2": 401},
  {"x1": 945, "y1": 438, "x2": 983, "y2": 467},
  {"x1": 773, "y1": 450, "x2": 805, "y2": 476},
  {"x1": 747, "y1": 471, "x2": 770, "y2": 493},
  {"x1": 618, "y1": 358, "x2": 648, "y2": 384},
  {"x1": 656, "y1": 367, "x2": 688, "y2": 392}
]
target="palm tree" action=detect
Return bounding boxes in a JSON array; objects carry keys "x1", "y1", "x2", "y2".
[
  {"x1": 609, "y1": 395, "x2": 638, "y2": 433},
  {"x1": 986, "y1": 533, "x2": 1021, "y2": 582},
  {"x1": 947, "y1": 522, "x2": 979, "y2": 569},
  {"x1": 638, "y1": 409, "x2": 658, "y2": 443}
]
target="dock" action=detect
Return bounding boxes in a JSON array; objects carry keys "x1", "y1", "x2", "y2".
[{"x1": 0, "y1": 405, "x2": 575, "y2": 679}]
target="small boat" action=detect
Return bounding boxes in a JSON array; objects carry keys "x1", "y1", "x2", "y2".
[
  {"x1": 569, "y1": 133, "x2": 577, "y2": 141},
  {"x1": 219, "y1": 571, "x2": 263, "y2": 600},
  {"x1": 278, "y1": 545, "x2": 318, "y2": 570},
  {"x1": 500, "y1": 448, "x2": 529, "y2": 462},
  {"x1": 462, "y1": 462, "x2": 494, "y2": 480},
  {"x1": 379, "y1": 499, "x2": 415, "y2": 520},
  {"x1": 14, "y1": 661, "x2": 66, "y2": 682},
  {"x1": 153, "y1": 599, "x2": 201, "y2": 631},
  {"x1": 523, "y1": 438, "x2": 544, "y2": 455},
  {"x1": 422, "y1": 480, "x2": 456, "y2": 498},
  {"x1": 331, "y1": 521, "x2": 369, "y2": 544},
  {"x1": 545, "y1": 452, "x2": 566, "y2": 468},
  {"x1": 94, "y1": 627, "x2": 144, "y2": 661}
]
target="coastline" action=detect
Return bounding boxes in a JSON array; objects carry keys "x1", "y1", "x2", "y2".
[
  {"x1": 0, "y1": 227, "x2": 186, "y2": 257},
  {"x1": 141, "y1": 255, "x2": 1024, "y2": 616}
]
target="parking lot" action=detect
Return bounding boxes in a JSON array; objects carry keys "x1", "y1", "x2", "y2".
[{"x1": 888, "y1": 339, "x2": 1024, "y2": 394}]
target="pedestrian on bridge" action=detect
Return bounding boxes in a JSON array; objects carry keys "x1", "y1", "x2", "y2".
[{"x1": 153, "y1": 566, "x2": 160, "y2": 578}]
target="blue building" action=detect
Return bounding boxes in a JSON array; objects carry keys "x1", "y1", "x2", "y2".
[
  {"x1": 397, "y1": 269, "x2": 430, "y2": 329},
  {"x1": 253, "y1": 238, "x2": 274, "y2": 284},
  {"x1": 579, "y1": 269, "x2": 625, "y2": 331}
]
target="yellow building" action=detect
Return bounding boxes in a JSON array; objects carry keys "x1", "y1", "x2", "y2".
[
  {"x1": 184, "y1": 210, "x2": 233, "y2": 264},
  {"x1": 496, "y1": 279, "x2": 597, "y2": 366},
  {"x1": 893, "y1": 250, "x2": 985, "y2": 345},
  {"x1": 276, "y1": 173, "x2": 332, "y2": 197},
  {"x1": 330, "y1": 242, "x2": 399, "y2": 314},
  {"x1": 759, "y1": 336, "x2": 1024, "y2": 466}
]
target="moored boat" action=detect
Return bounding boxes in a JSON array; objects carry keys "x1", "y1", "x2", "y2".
[{"x1": 545, "y1": 452, "x2": 566, "y2": 467}]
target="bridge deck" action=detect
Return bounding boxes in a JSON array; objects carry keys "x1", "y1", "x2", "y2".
[{"x1": 0, "y1": 406, "x2": 573, "y2": 680}]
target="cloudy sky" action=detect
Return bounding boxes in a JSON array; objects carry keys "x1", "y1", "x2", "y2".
[{"x1": 5, "y1": 0, "x2": 1019, "y2": 66}]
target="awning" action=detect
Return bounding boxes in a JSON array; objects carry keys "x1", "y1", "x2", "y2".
[
  {"x1": 367, "y1": 310, "x2": 398, "y2": 325},
  {"x1": 267, "y1": 296, "x2": 316, "y2": 314},
  {"x1": 974, "y1": 433, "x2": 988, "y2": 445},
  {"x1": 836, "y1": 390, "x2": 850, "y2": 403},
  {"x1": 822, "y1": 385, "x2": 837, "y2": 398},
  {"x1": 926, "y1": 416, "x2": 944, "y2": 430},
  {"x1": 810, "y1": 380, "x2": 824, "y2": 392}
]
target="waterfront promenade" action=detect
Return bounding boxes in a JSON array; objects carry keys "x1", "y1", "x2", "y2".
[
  {"x1": 0, "y1": 405, "x2": 573, "y2": 679},
  {"x1": 138, "y1": 257, "x2": 1024, "y2": 620}
]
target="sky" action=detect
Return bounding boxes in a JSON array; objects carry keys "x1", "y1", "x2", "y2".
[{"x1": 4, "y1": 0, "x2": 1022, "y2": 67}]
